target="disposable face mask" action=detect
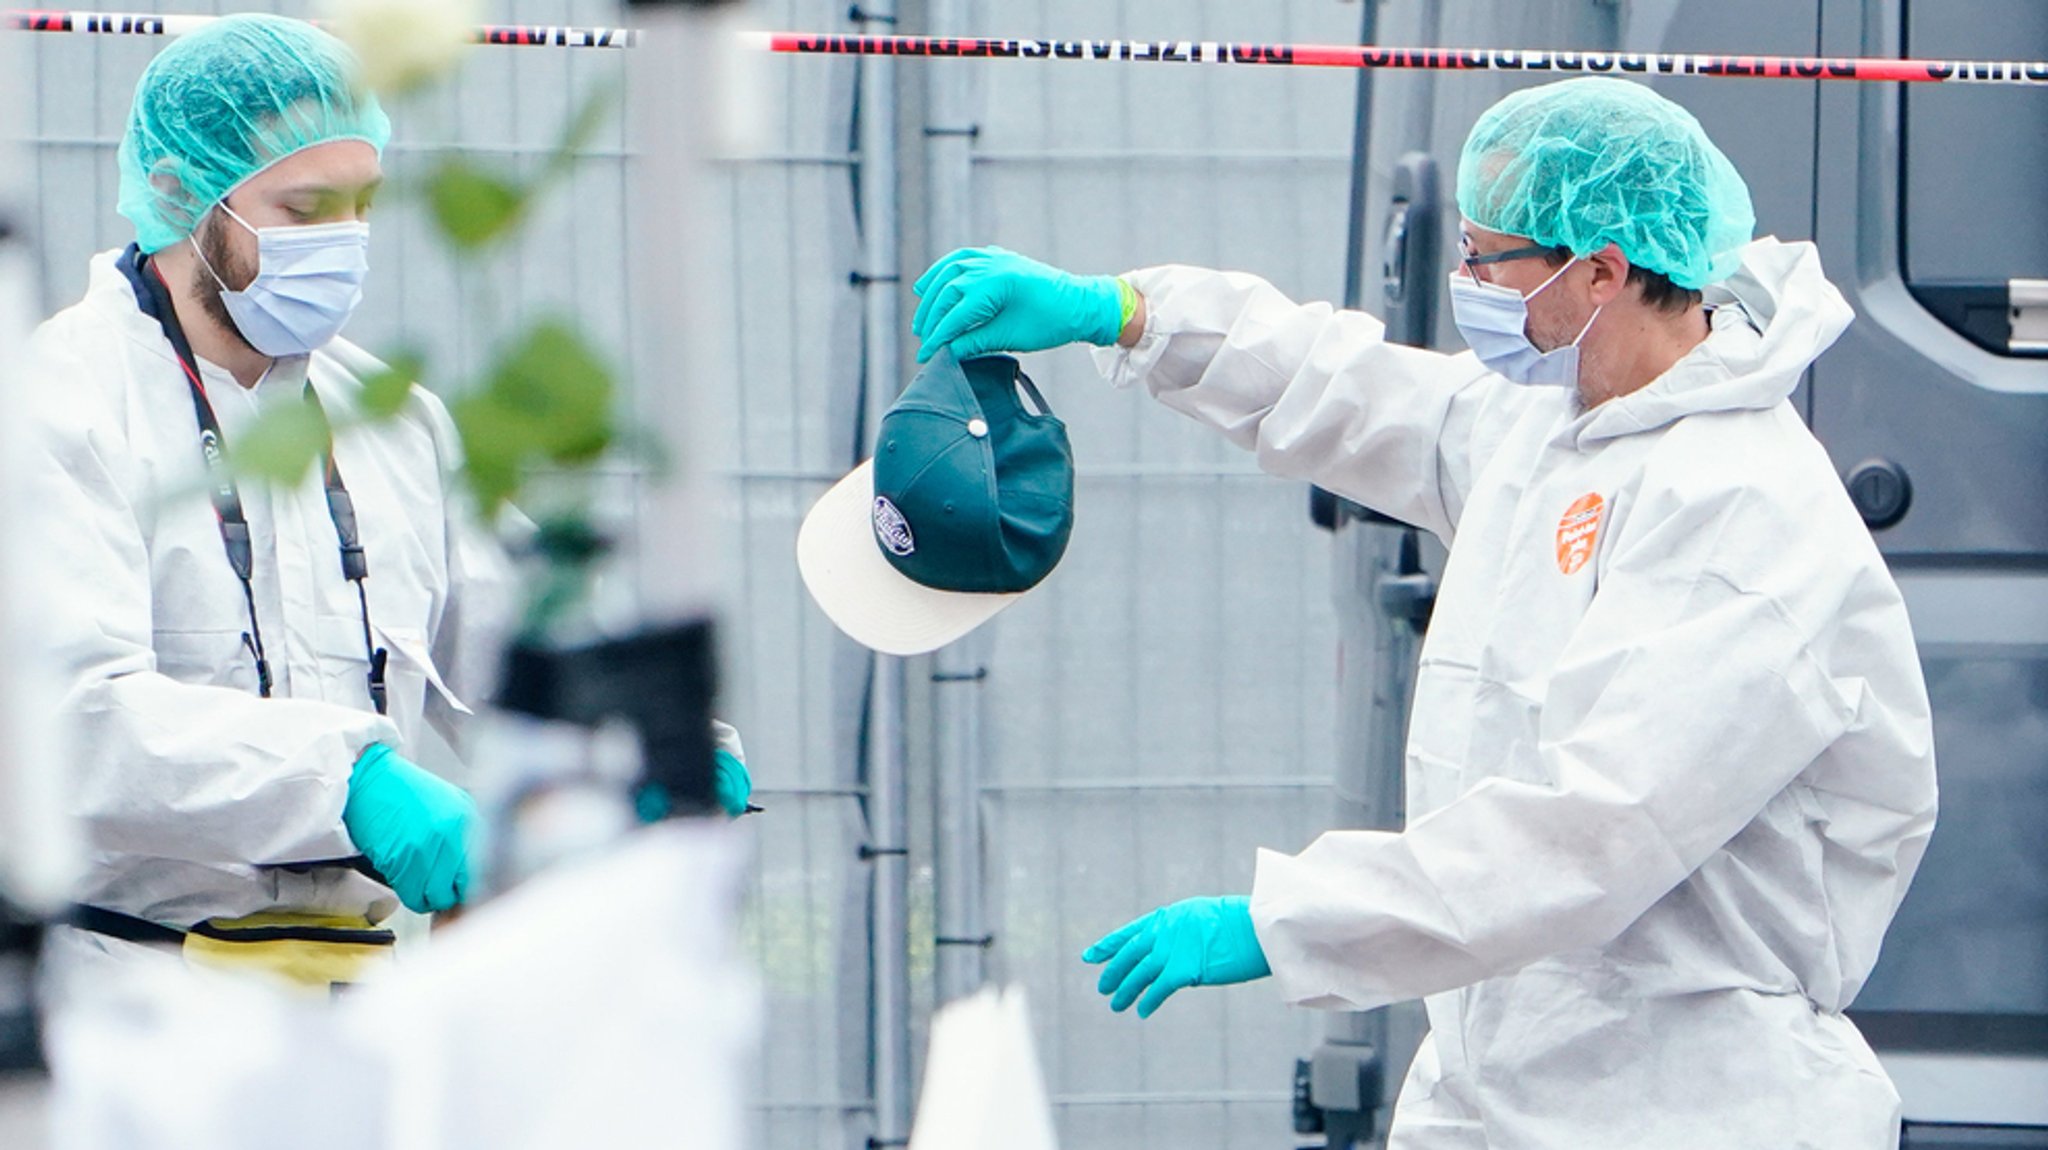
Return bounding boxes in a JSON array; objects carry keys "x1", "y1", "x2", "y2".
[
  {"x1": 195, "y1": 203, "x2": 370, "y2": 357},
  {"x1": 1448, "y1": 258, "x2": 1602, "y2": 388}
]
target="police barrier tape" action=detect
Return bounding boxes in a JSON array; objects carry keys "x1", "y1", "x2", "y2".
[
  {"x1": 5, "y1": 10, "x2": 641, "y2": 46},
  {"x1": 9, "y1": 12, "x2": 2048, "y2": 84},
  {"x1": 757, "y1": 35, "x2": 2048, "y2": 84}
]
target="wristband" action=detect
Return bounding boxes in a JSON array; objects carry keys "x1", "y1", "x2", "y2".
[{"x1": 1114, "y1": 277, "x2": 1140, "y2": 333}]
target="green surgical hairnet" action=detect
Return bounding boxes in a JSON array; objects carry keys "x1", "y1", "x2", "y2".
[
  {"x1": 118, "y1": 13, "x2": 392, "y2": 253},
  {"x1": 1456, "y1": 78, "x2": 1755, "y2": 290}
]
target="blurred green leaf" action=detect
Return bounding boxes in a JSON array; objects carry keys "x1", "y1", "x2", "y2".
[
  {"x1": 450, "y1": 396, "x2": 525, "y2": 512},
  {"x1": 518, "y1": 514, "x2": 610, "y2": 636},
  {"x1": 426, "y1": 159, "x2": 529, "y2": 251},
  {"x1": 230, "y1": 399, "x2": 331, "y2": 487},
  {"x1": 490, "y1": 320, "x2": 616, "y2": 460},
  {"x1": 450, "y1": 319, "x2": 616, "y2": 512},
  {"x1": 360, "y1": 350, "x2": 425, "y2": 419}
]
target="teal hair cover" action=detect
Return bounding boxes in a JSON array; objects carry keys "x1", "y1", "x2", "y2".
[
  {"x1": 1457, "y1": 77, "x2": 1755, "y2": 289},
  {"x1": 118, "y1": 13, "x2": 391, "y2": 253}
]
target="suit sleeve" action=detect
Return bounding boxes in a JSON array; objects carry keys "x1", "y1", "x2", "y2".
[
  {"x1": 1090, "y1": 265, "x2": 1523, "y2": 538},
  {"x1": 1247, "y1": 482, "x2": 1861, "y2": 1008}
]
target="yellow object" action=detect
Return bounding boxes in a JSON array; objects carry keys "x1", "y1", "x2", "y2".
[
  {"x1": 1114, "y1": 277, "x2": 1140, "y2": 331},
  {"x1": 182, "y1": 911, "x2": 396, "y2": 993}
]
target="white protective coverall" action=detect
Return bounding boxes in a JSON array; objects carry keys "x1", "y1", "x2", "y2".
[
  {"x1": 1093, "y1": 237, "x2": 1937, "y2": 1149},
  {"x1": 20, "y1": 248, "x2": 512, "y2": 947}
]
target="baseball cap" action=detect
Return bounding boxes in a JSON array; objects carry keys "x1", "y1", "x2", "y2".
[{"x1": 798, "y1": 350, "x2": 1075, "y2": 655}]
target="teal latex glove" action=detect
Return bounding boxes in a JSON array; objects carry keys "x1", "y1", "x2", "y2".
[
  {"x1": 911, "y1": 246, "x2": 1128, "y2": 363},
  {"x1": 342, "y1": 743, "x2": 477, "y2": 914},
  {"x1": 632, "y1": 748, "x2": 754, "y2": 822},
  {"x1": 713, "y1": 747, "x2": 752, "y2": 818},
  {"x1": 1083, "y1": 895, "x2": 1271, "y2": 1018}
]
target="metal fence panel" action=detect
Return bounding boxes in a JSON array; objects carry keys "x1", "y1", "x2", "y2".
[{"x1": 964, "y1": 0, "x2": 1359, "y2": 1140}]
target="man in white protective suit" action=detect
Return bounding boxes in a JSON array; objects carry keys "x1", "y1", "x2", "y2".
[
  {"x1": 15, "y1": 14, "x2": 517, "y2": 990},
  {"x1": 19, "y1": 14, "x2": 761, "y2": 998},
  {"x1": 908, "y1": 78, "x2": 1938, "y2": 1148},
  {"x1": 25, "y1": 14, "x2": 755, "y2": 994}
]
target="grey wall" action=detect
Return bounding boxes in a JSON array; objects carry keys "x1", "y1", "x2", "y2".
[{"x1": 19, "y1": 1, "x2": 1360, "y2": 1147}]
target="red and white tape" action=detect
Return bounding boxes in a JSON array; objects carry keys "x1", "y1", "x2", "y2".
[{"x1": 10, "y1": 12, "x2": 2048, "y2": 85}]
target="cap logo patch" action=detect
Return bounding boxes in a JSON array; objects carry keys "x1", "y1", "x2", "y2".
[
  {"x1": 873, "y1": 496, "x2": 916, "y2": 556},
  {"x1": 1555, "y1": 492, "x2": 1605, "y2": 575}
]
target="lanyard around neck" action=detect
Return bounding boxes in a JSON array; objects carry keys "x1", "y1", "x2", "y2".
[{"x1": 117, "y1": 245, "x2": 388, "y2": 715}]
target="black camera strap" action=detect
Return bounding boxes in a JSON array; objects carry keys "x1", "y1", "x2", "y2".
[{"x1": 117, "y1": 245, "x2": 388, "y2": 714}]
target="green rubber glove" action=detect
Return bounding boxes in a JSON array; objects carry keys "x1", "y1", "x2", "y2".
[
  {"x1": 1082, "y1": 895, "x2": 1271, "y2": 1018},
  {"x1": 911, "y1": 246, "x2": 1130, "y2": 363},
  {"x1": 713, "y1": 747, "x2": 751, "y2": 818},
  {"x1": 342, "y1": 743, "x2": 477, "y2": 914}
]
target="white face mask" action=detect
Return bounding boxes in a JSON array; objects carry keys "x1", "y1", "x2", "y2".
[
  {"x1": 195, "y1": 202, "x2": 370, "y2": 358},
  {"x1": 1448, "y1": 257, "x2": 1602, "y2": 388}
]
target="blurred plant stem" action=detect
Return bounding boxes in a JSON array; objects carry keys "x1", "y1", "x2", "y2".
[{"x1": 228, "y1": 30, "x2": 632, "y2": 642}]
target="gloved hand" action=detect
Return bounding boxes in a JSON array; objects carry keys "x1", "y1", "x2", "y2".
[
  {"x1": 342, "y1": 743, "x2": 477, "y2": 915},
  {"x1": 632, "y1": 747, "x2": 753, "y2": 822},
  {"x1": 1083, "y1": 895, "x2": 1271, "y2": 1018},
  {"x1": 713, "y1": 747, "x2": 752, "y2": 818},
  {"x1": 911, "y1": 246, "x2": 1131, "y2": 363}
]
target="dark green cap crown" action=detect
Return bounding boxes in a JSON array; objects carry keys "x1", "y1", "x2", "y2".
[{"x1": 871, "y1": 351, "x2": 1074, "y2": 594}]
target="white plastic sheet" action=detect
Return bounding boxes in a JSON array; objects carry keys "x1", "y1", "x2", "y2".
[
  {"x1": 48, "y1": 822, "x2": 759, "y2": 1150},
  {"x1": 909, "y1": 986, "x2": 1058, "y2": 1150}
]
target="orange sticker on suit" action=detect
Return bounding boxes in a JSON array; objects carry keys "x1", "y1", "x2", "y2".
[{"x1": 1556, "y1": 493, "x2": 1605, "y2": 575}]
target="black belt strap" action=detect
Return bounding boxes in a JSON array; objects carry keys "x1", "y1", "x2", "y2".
[
  {"x1": 68, "y1": 905, "x2": 398, "y2": 948},
  {"x1": 67, "y1": 905, "x2": 186, "y2": 947}
]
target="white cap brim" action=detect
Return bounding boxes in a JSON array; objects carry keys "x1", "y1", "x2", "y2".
[{"x1": 797, "y1": 461, "x2": 1020, "y2": 656}]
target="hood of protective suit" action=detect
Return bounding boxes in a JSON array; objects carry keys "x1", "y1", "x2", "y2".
[{"x1": 1571, "y1": 236, "x2": 1853, "y2": 446}]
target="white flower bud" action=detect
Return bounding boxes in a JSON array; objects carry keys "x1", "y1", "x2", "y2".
[{"x1": 323, "y1": 0, "x2": 484, "y2": 98}]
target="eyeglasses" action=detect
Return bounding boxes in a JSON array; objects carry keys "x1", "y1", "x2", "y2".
[{"x1": 1459, "y1": 234, "x2": 1562, "y2": 283}]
